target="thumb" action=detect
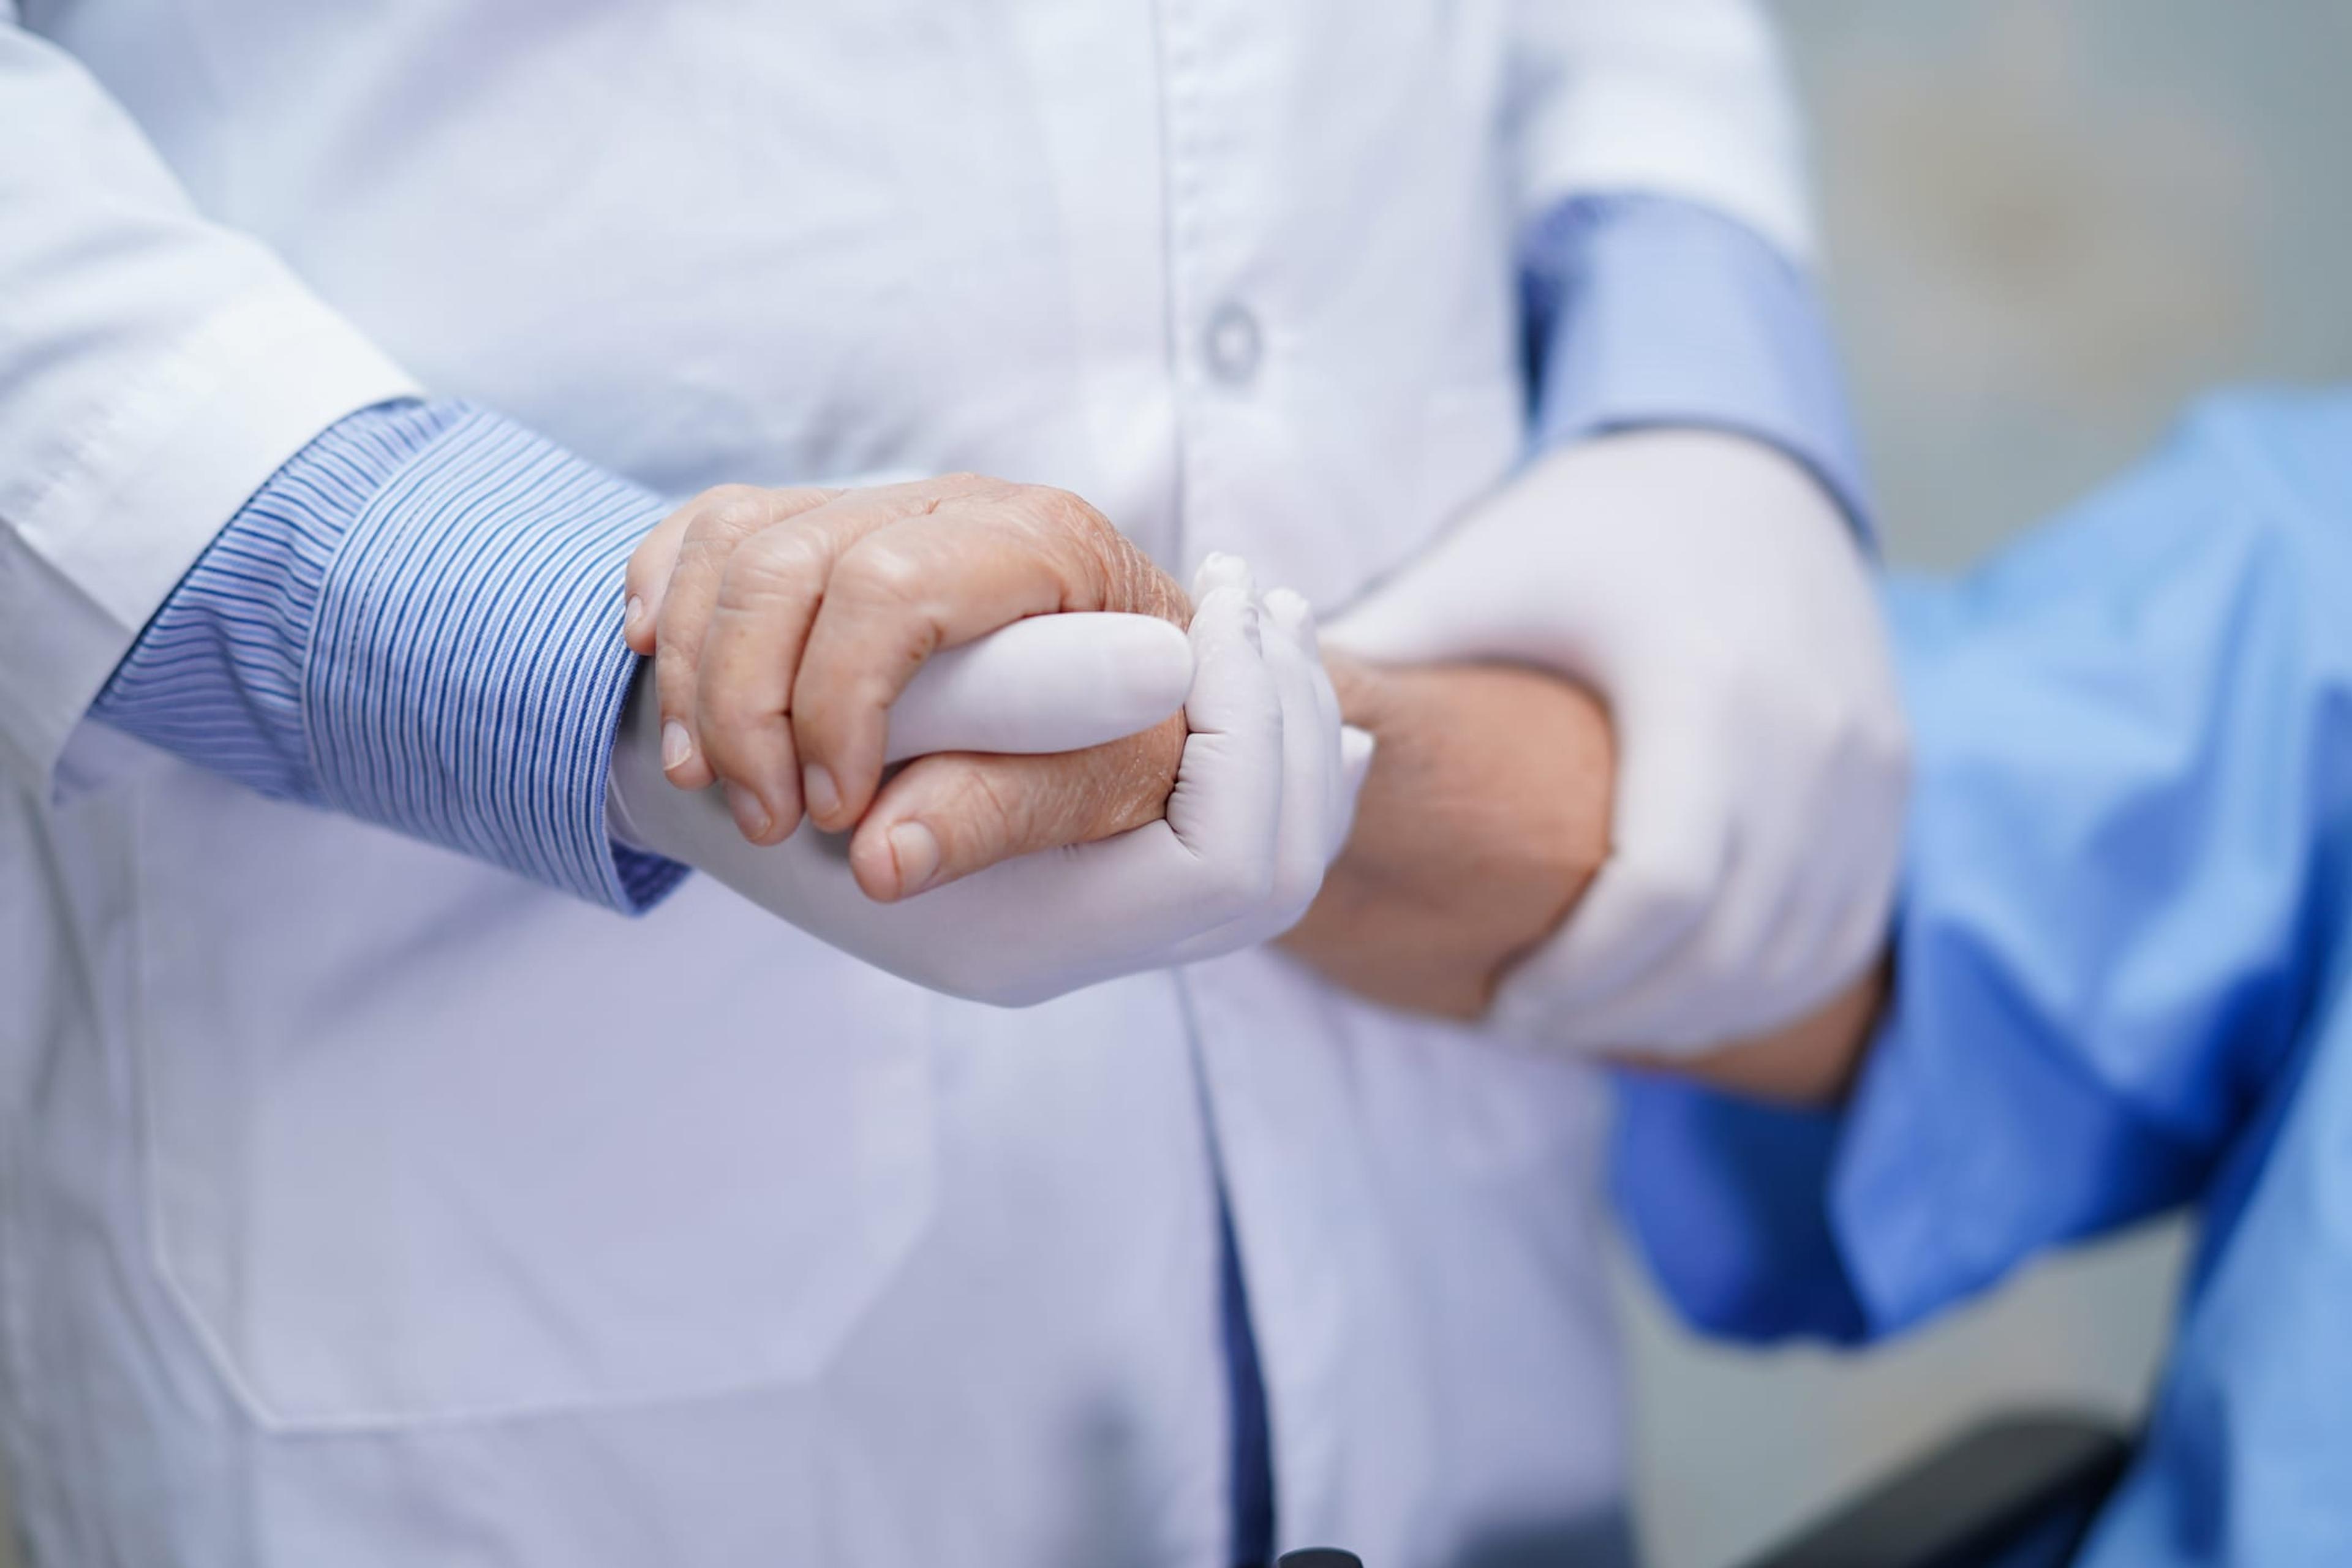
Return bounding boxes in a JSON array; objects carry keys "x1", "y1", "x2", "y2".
[{"x1": 845, "y1": 715, "x2": 1187, "y2": 902}]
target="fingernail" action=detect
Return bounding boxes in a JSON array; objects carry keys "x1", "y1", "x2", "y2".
[
  {"x1": 661, "y1": 720, "x2": 694, "y2": 772},
  {"x1": 802, "y1": 763, "x2": 840, "y2": 821},
  {"x1": 623, "y1": 595, "x2": 646, "y2": 638},
  {"x1": 725, "y1": 782, "x2": 772, "y2": 840},
  {"x1": 889, "y1": 821, "x2": 940, "y2": 895}
]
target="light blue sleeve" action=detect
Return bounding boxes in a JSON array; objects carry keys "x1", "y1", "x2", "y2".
[
  {"x1": 91, "y1": 399, "x2": 687, "y2": 913},
  {"x1": 1521, "y1": 193, "x2": 1871, "y2": 538},
  {"x1": 1612, "y1": 390, "x2": 2352, "y2": 1342}
]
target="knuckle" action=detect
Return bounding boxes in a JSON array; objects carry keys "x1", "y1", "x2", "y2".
[
  {"x1": 1099, "y1": 533, "x2": 1178, "y2": 619},
  {"x1": 697, "y1": 668, "x2": 783, "y2": 739},
  {"x1": 833, "y1": 538, "x2": 931, "y2": 607},
  {"x1": 940, "y1": 767, "x2": 1031, "y2": 858},
  {"x1": 673, "y1": 532, "x2": 737, "y2": 581},
  {"x1": 655, "y1": 650, "x2": 701, "y2": 707},
  {"x1": 684, "y1": 484, "x2": 772, "y2": 537},
  {"x1": 627, "y1": 514, "x2": 685, "y2": 571},
  {"x1": 1014, "y1": 487, "x2": 1118, "y2": 578},
  {"x1": 1035, "y1": 486, "x2": 1104, "y2": 537},
  {"x1": 720, "y1": 530, "x2": 828, "y2": 607}
]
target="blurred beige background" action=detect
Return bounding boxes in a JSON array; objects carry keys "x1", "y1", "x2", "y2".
[{"x1": 1618, "y1": 4, "x2": 2352, "y2": 1566}]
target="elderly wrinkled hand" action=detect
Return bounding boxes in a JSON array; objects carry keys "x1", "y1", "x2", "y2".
[
  {"x1": 609, "y1": 555, "x2": 1368, "y2": 1005},
  {"x1": 622, "y1": 474, "x2": 1194, "y2": 900}
]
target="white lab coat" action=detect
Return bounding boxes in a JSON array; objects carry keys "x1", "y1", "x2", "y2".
[{"x1": 0, "y1": 4, "x2": 1807, "y2": 1564}]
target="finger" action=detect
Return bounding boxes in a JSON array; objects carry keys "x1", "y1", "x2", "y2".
[
  {"x1": 1267, "y1": 590, "x2": 1375, "y2": 860},
  {"x1": 689, "y1": 484, "x2": 977, "y2": 837},
  {"x1": 1259, "y1": 589, "x2": 1340, "y2": 916},
  {"x1": 846, "y1": 714, "x2": 1186, "y2": 902},
  {"x1": 790, "y1": 486, "x2": 1161, "y2": 832},
  {"x1": 1264, "y1": 587, "x2": 1352, "y2": 856},
  {"x1": 635, "y1": 483, "x2": 839, "y2": 652},
  {"x1": 622, "y1": 505, "x2": 696, "y2": 655},
  {"x1": 884, "y1": 613, "x2": 1193, "y2": 763},
  {"x1": 1162, "y1": 558, "x2": 1282, "y2": 891},
  {"x1": 647, "y1": 485, "x2": 834, "y2": 789}
]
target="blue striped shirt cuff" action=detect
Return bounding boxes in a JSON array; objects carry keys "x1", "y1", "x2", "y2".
[
  {"x1": 1522, "y1": 193, "x2": 1874, "y2": 543},
  {"x1": 94, "y1": 400, "x2": 687, "y2": 913}
]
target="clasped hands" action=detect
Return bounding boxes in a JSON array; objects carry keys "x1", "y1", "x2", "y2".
[
  {"x1": 607, "y1": 474, "x2": 1369, "y2": 1005},
  {"x1": 607, "y1": 430, "x2": 1907, "y2": 1072}
]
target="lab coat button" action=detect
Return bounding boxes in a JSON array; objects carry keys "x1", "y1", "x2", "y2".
[{"x1": 1204, "y1": 302, "x2": 1262, "y2": 386}]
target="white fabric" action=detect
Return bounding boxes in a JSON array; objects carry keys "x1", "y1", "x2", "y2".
[
  {"x1": 0, "y1": 24, "x2": 415, "y2": 785},
  {"x1": 1326, "y1": 429, "x2": 1911, "y2": 1056},
  {"x1": 0, "y1": 4, "x2": 1801, "y2": 1564},
  {"x1": 611, "y1": 575, "x2": 1370, "y2": 1005},
  {"x1": 1507, "y1": 0, "x2": 1814, "y2": 259}
]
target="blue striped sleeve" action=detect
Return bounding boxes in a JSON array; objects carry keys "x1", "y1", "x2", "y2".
[
  {"x1": 92, "y1": 399, "x2": 687, "y2": 913},
  {"x1": 1521, "y1": 193, "x2": 1873, "y2": 541}
]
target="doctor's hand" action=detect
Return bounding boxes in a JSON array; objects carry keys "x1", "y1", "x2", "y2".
[
  {"x1": 1277, "y1": 658, "x2": 1614, "y2": 1020},
  {"x1": 609, "y1": 557, "x2": 1371, "y2": 1006},
  {"x1": 1324, "y1": 430, "x2": 1910, "y2": 1057},
  {"x1": 622, "y1": 475, "x2": 1191, "y2": 900}
]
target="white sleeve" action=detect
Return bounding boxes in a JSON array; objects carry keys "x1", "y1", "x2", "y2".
[
  {"x1": 0, "y1": 24, "x2": 417, "y2": 788},
  {"x1": 1507, "y1": 0, "x2": 1814, "y2": 260}
]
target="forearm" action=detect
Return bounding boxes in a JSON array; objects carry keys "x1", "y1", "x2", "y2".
[{"x1": 1279, "y1": 657, "x2": 1613, "y2": 1019}]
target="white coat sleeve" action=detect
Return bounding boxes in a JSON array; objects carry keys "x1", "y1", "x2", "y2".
[
  {"x1": 1507, "y1": 0, "x2": 1813, "y2": 260},
  {"x1": 0, "y1": 23, "x2": 417, "y2": 789}
]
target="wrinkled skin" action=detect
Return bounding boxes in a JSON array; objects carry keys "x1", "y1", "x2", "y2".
[
  {"x1": 624, "y1": 475, "x2": 1188, "y2": 901},
  {"x1": 624, "y1": 469, "x2": 1874, "y2": 1078}
]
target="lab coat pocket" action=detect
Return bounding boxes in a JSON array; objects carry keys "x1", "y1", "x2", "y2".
[{"x1": 132, "y1": 774, "x2": 936, "y2": 1430}]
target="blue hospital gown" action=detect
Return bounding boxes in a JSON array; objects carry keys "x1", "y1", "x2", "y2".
[{"x1": 1614, "y1": 390, "x2": 2352, "y2": 1566}]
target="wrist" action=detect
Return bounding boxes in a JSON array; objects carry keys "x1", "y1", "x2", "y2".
[{"x1": 1283, "y1": 657, "x2": 1615, "y2": 1022}]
